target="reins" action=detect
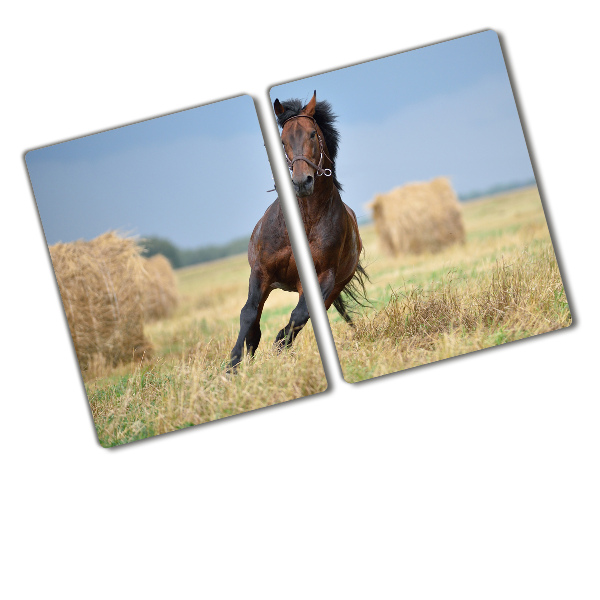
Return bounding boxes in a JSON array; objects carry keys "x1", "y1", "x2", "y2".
[{"x1": 281, "y1": 115, "x2": 333, "y2": 178}]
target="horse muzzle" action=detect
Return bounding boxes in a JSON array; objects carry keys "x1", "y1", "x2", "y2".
[{"x1": 292, "y1": 174, "x2": 314, "y2": 197}]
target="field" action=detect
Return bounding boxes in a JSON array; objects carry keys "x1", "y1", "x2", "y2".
[
  {"x1": 331, "y1": 186, "x2": 570, "y2": 381},
  {"x1": 85, "y1": 186, "x2": 570, "y2": 446},
  {"x1": 86, "y1": 249, "x2": 328, "y2": 447}
]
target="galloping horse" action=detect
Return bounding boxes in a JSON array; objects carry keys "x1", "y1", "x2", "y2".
[{"x1": 229, "y1": 91, "x2": 367, "y2": 369}]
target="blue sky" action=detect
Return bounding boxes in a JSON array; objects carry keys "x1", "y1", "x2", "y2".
[
  {"x1": 26, "y1": 95, "x2": 274, "y2": 247},
  {"x1": 270, "y1": 30, "x2": 534, "y2": 221},
  {"x1": 27, "y1": 31, "x2": 534, "y2": 248}
]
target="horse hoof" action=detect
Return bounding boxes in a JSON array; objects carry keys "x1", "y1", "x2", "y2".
[
  {"x1": 273, "y1": 338, "x2": 291, "y2": 354},
  {"x1": 226, "y1": 359, "x2": 240, "y2": 374}
]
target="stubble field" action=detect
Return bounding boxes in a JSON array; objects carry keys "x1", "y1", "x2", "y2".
[
  {"x1": 86, "y1": 186, "x2": 570, "y2": 446},
  {"x1": 331, "y1": 186, "x2": 570, "y2": 381}
]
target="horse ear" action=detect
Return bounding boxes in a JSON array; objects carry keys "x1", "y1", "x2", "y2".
[
  {"x1": 274, "y1": 99, "x2": 285, "y2": 116},
  {"x1": 302, "y1": 91, "x2": 317, "y2": 117}
]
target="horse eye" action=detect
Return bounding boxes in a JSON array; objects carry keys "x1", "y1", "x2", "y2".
[{"x1": 310, "y1": 130, "x2": 316, "y2": 138}]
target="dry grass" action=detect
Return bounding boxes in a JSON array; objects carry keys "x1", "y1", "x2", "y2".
[
  {"x1": 85, "y1": 249, "x2": 328, "y2": 446},
  {"x1": 82, "y1": 185, "x2": 568, "y2": 445},
  {"x1": 355, "y1": 250, "x2": 566, "y2": 344},
  {"x1": 141, "y1": 254, "x2": 179, "y2": 322},
  {"x1": 368, "y1": 177, "x2": 465, "y2": 255},
  {"x1": 50, "y1": 232, "x2": 152, "y2": 372},
  {"x1": 332, "y1": 186, "x2": 570, "y2": 381},
  {"x1": 87, "y1": 329, "x2": 325, "y2": 446}
]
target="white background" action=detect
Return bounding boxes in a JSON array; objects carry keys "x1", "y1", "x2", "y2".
[{"x1": 2, "y1": 2, "x2": 598, "y2": 598}]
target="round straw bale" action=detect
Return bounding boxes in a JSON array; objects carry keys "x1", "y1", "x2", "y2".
[
  {"x1": 367, "y1": 177, "x2": 466, "y2": 255},
  {"x1": 141, "y1": 254, "x2": 179, "y2": 321},
  {"x1": 49, "y1": 232, "x2": 152, "y2": 371}
]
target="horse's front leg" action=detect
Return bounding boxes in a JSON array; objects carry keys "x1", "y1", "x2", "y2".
[
  {"x1": 229, "y1": 273, "x2": 270, "y2": 370},
  {"x1": 274, "y1": 270, "x2": 336, "y2": 349},
  {"x1": 274, "y1": 293, "x2": 310, "y2": 349}
]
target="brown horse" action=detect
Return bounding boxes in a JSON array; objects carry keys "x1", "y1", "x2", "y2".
[{"x1": 229, "y1": 92, "x2": 368, "y2": 369}]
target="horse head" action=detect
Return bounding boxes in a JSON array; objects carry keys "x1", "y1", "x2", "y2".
[{"x1": 274, "y1": 91, "x2": 330, "y2": 197}]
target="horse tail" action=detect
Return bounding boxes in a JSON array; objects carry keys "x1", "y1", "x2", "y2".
[{"x1": 333, "y1": 260, "x2": 371, "y2": 324}]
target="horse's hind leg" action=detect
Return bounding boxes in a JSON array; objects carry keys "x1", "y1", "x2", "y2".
[
  {"x1": 229, "y1": 274, "x2": 270, "y2": 370},
  {"x1": 333, "y1": 295, "x2": 354, "y2": 326},
  {"x1": 274, "y1": 293, "x2": 310, "y2": 349}
]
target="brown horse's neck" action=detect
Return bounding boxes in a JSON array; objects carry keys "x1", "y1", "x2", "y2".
[
  {"x1": 297, "y1": 139, "x2": 338, "y2": 229},
  {"x1": 298, "y1": 175, "x2": 336, "y2": 228}
]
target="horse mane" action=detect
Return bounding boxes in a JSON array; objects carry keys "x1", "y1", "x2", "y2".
[{"x1": 276, "y1": 98, "x2": 343, "y2": 191}]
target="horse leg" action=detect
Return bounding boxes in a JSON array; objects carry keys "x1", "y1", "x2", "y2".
[
  {"x1": 245, "y1": 295, "x2": 269, "y2": 358},
  {"x1": 229, "y1": 274, "x2": 270, "y2": 370},
  {"x1": 332, "y1": 294, "x2": 354, "y2": 326},
  {"x1": 274, "y1": 270, "x2": 337, "y2": 349},
  {"x1": 274, "y1": 293, "x2": 310, "y2": 349},
  {"x1": 326, "y1": 277, "x2": 356, "y2": 325}
]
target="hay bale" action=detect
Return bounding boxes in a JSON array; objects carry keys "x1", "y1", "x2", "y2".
[
  {"x1": 49, "y1": 232, "x2": 152, "y2": 371},
  {"x1": 367, "y1": 177, "x2": 466, "y2": 255},
  {"x1": 141, "y1": 254, "x2": 179, "y2": 321}
]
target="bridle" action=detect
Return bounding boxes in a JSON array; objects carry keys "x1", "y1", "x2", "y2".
[{"x1": 281, "y1": 115, "x2": 332, "y2": 178}]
